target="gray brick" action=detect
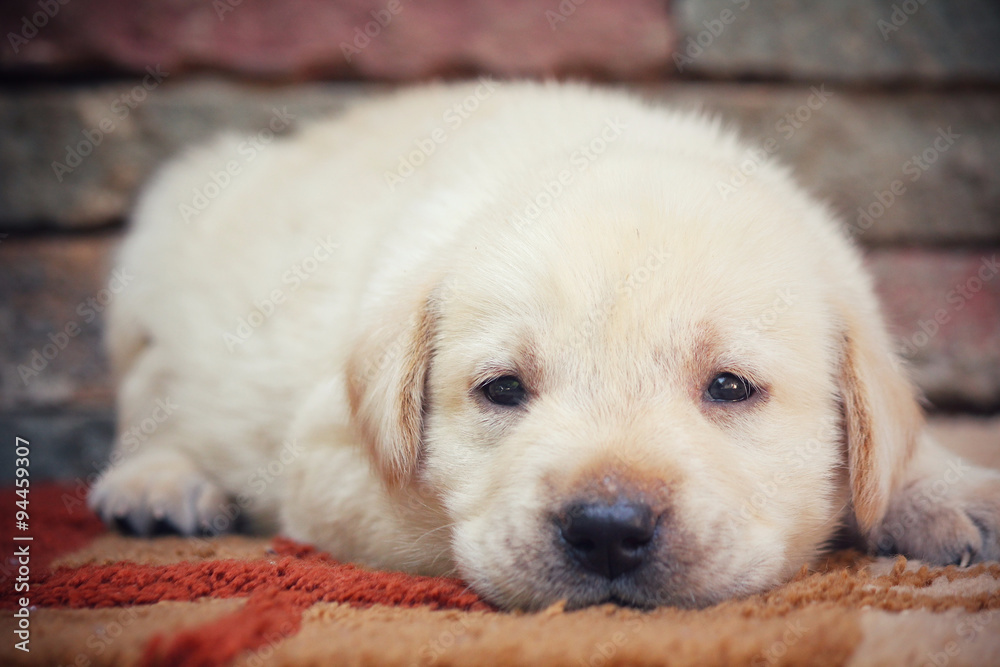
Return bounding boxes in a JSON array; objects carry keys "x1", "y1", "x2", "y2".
[
  {"x1": 640, "y1": 84, "x2": 1000, "y2": 245},
  {"x1": 673, "y1": 0, "x2": 1000, "y2": 83},
  {"x1": 0, "y1": 234, "x2": 117, "y2": 411},
  {"x1": 0, "y1": 81, "x2": 364, "y2": 229},
  {"x1": 0, "y1": 411, "x2": 114, "y2": 482},
  {"x1": 3, "y1": 82, "x2": 998, "y2": 246}
]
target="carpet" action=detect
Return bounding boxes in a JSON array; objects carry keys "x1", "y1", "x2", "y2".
[
  {"x1": 2, "y1": 484, "x2": 999, "y2": 666},
  {"x1": 6, "y1": 414, "x2": 1000, "y2": 667}
]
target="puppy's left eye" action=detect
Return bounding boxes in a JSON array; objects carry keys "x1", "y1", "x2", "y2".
[
  {"x1": 706, "y1": 373, "x2": 754, "y2": 402},
  {"x1": 482, "y1": 376, "x2": 527, "y2": 407}
]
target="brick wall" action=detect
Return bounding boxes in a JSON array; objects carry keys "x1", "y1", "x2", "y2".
[{"x1": 1, "y1": 0, "x2": 999, "y2": 479}]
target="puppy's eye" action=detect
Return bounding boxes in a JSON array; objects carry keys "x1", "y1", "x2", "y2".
[
  {"x1": 706, "y1": 373, "x2": 754, "y2": 402},
  {"x1": 482, "y1": 376, "x2": 527, "y2": 407}
]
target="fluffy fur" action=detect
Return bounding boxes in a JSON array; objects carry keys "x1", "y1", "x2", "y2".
[{"x1": 89, "y1": 81, "x2": 1000, "y2": 610}]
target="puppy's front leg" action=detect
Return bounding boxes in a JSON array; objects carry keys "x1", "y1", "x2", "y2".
[
  {"x1": 88, "y1": 447, "x2": 232, "y2": 536},
  {"x1": 873, "y1": 434, "x2": 1000, "y2": 567}
]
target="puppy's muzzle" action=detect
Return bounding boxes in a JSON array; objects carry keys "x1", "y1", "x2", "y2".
[{"x1": 556, "y1": 500, "x2": 658, "y2": 579}]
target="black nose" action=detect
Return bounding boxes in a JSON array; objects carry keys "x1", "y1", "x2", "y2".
[{"x1": 557, "y1": 501, "x2": 657, "y2": 579}]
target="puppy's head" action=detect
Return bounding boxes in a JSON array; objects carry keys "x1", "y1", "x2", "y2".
[{"x1": 348, "y1": 153, "x2": 922, "y2": 610}]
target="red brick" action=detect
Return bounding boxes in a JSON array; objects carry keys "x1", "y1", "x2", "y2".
[
  {"x1": 867, "y1": 248, "x2": 1000, "y2": 410},
  {"x1": 0, "y1": 0, "x2": 674, "y2": 80}
]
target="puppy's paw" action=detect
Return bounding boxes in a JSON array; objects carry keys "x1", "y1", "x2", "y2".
[
  {"x1": 88, "y1": 452, "x2": 234, "y2": 536},
  {"x1": 873, "y1": 467, "x2": 1000, "y2": 567}
]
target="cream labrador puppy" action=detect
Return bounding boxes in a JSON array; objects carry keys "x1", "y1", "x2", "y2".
[{"x1": 89, "y1": 81, "x2": 1000, "y2": 610}]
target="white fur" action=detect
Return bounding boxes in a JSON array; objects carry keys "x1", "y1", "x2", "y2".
[{"x1": 90, "y1": 81, "x2": 1000, "y2": 610}]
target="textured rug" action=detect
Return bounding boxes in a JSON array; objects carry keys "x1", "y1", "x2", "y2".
[{"x1": 2, "y1": 482, "x2": 999, "y2": 667}]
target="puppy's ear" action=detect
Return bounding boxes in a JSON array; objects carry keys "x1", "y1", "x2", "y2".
[
  {"x1": 346, "y1": 291, "x2": 436, "y2": 488},
  {"x1": 837, "y1": 302, "x2": 924, "y2": 534},
  {"x1": 837, "y1": 288, "x2": 1000, "y2": 566}
]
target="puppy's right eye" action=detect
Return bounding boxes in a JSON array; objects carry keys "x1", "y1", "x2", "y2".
[
  {"x1": 482, "y1": 376, "x2": 527, "y2": 407},
  {"x1": 705, "y1": 372, "x2": 755, "y2": 402}
]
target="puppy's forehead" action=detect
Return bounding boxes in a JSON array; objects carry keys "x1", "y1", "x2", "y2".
[{"x1": 443, "y1": 159, "x2": 833, "y2": 364}]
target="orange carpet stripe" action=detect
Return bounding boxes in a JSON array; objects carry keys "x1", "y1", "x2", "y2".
[
  {"x1": 1, "y1": 555, "x2": 490, "y2": 611},
  {"x1": 132, "y1": 541, "x2": 492, "y2": 664},
  {"x1": 143, "y1": 589, "x2": 306, "y2": 667}
]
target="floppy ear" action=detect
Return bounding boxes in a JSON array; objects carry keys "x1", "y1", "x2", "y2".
[
  {"x1": 346, "y1": 291, "x2": 436, "y2": 488},
  {"x1": 837, "y1": 300, "x2": 924, "y2": 535}
]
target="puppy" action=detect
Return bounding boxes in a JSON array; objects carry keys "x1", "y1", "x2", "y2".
[{"x1": 89, "y1": 81, "x2": 1000, "y2": 610}]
